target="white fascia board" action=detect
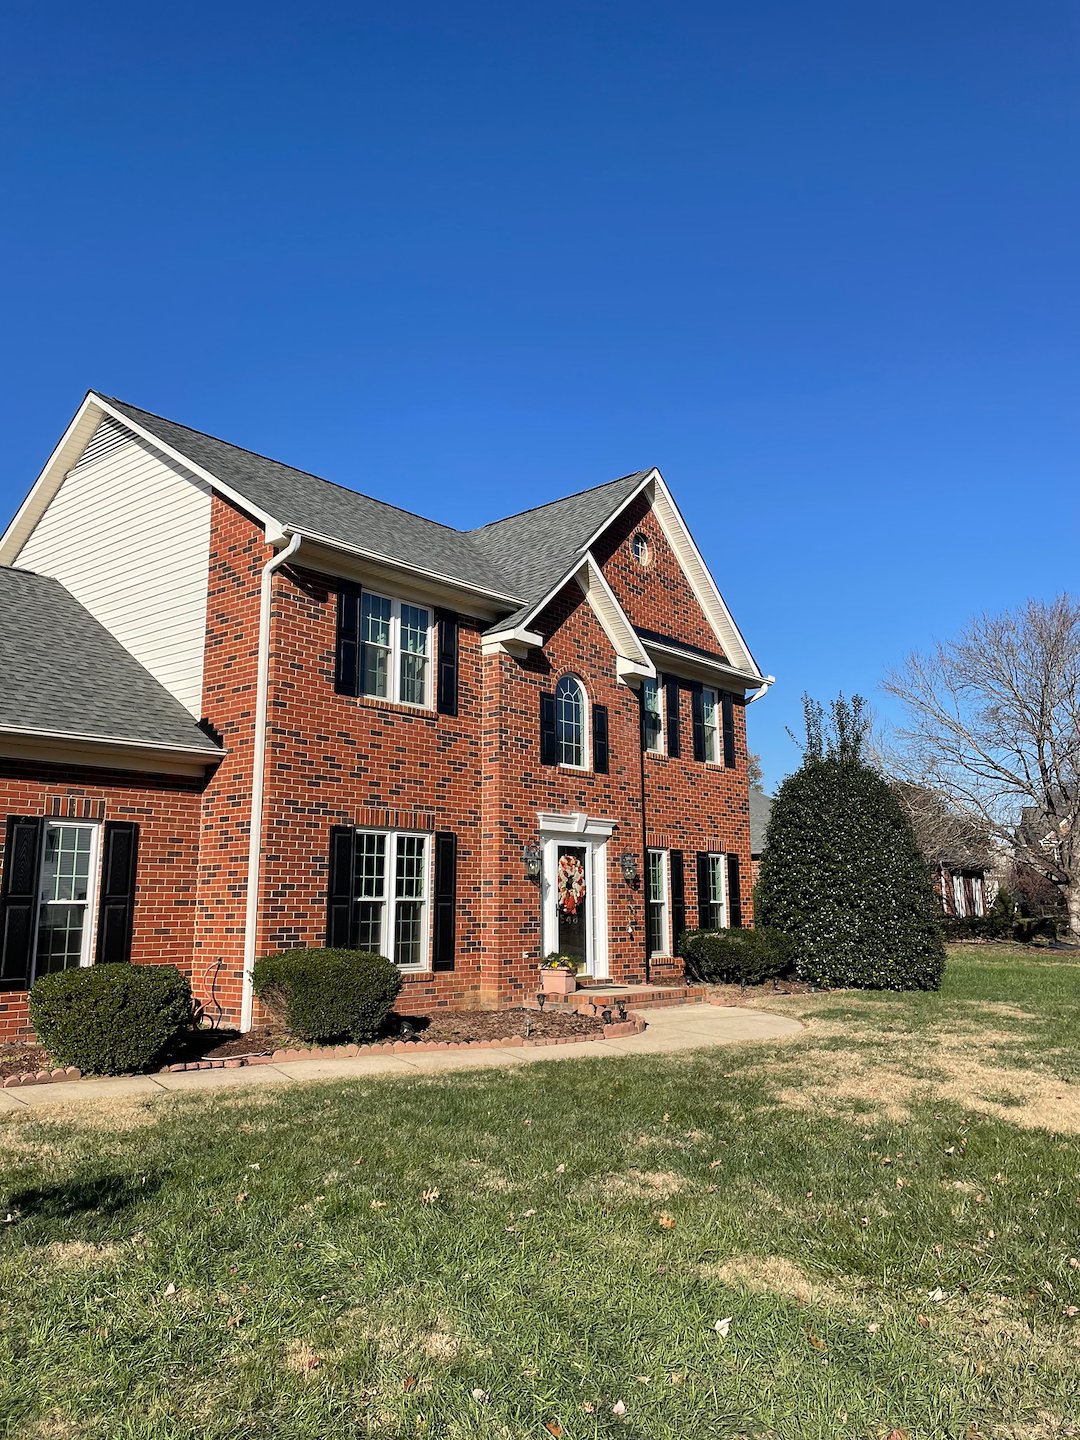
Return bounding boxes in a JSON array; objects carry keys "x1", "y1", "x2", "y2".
[
  {"x1": 0, "y1": 725, "x2": 224, "y2": 776},
  {"x1": 481, "y1": 626, "x2": 545, "y2": 657},
  {"x1": 284, "y1": 527, "x2": 523, "y2": 610},
  {"x1": 537, "y1": 810, "x2": 618, "y2": 838},
  {"x1": 649, "y1": 473, "x2": 765, "y2": 680},
  {"x1": 0, "y1": 394, "x2": 104, "y2": 563},
  {"x1": 576, "y1": 470, "x2": 657, "y2": 554},
  {"x1": 640, "y1": 635, "x2": 768, "y2": 691},
  {"x1": 576, "y1": 555, "x2": 655, "y2": 681}
]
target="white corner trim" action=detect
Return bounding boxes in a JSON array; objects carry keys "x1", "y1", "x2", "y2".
[
  {"x1": 481, "y1": 626, "x2": 545, "y2": 657},
  {"x1": 241, "y1": 530, "x2": 303, "y2": 1032}
]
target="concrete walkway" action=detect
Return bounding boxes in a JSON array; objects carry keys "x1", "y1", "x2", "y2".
[{"x1": 0, "y1": 1004, "x2": 803, "y2": 1113}]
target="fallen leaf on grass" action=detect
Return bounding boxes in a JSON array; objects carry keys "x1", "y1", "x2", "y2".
[
  {"x1": 581, "y1": 1402, "x2": 595, "y2": 1414},
  {"x1": 403, "y1": 1375, "x2": 418, "y2": 1392},
  {"x1": 370, "y1": 1200, "x2": 387, "y2": 1210},
  {"x1": 807, "y1": 1331, "x2": 827, "y2": 1351},
  {"x1": 163, "y1": 1283, "x2": 177, "y2": 1298},
  {"x1": 656, "y1": 1212, "x2": 676, "y2": 1230},
  {"x1": 613, "y1": 1400, "x2": 627, "y2": 1415},
  {"x1": 543, "y1": 1421, "x2": 562, "y2": 1437},
  {"x1": 226, "y1": 1314, "x2": 242, "y2": 1328},
  {"x1": 421, "y1": 1188, "x2": 440, "y2": 1205},
  {"x1": 714, "y1": 1317, "x2": 731, "y2": 1339},
  {"x1": 928, "y1": 1287, "x2": 945, "y2": 1303},
  {"x1": 470, "y1": 1387, "x2": 489, "y2": 1401}
]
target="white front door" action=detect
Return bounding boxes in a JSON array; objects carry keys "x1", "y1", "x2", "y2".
[{"x1": 541, "y1": 830, "x2": 610, "y2": 980}]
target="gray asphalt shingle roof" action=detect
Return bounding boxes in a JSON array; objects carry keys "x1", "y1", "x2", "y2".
[
  {"x1": 0, "y1": 566, "x2": 222, "y2": 755},
  {"x1": 99, "y1": 395, "x2": 651, "y2": 617}
]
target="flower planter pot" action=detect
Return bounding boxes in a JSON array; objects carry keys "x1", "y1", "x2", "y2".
[{"x1": 539, "y1": 968, "x2": 578, "y2": 996}]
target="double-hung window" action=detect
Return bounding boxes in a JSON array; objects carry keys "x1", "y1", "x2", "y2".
[
  {"x1": 359, "y1": 591, "x2": 432, "y2": 707},
  {"x1": 354, "y1": 830, "x2": 431, "y2": 969},
  {"x1": 645, "y1": 849, "x2": 669, "y2": 957},
  {"x1": 35, "y1": 822, "x2": 101, "y2": 977},
  {"x1": 701, "y1": 853, "x2": 727, "y2": 930},
  {"x1": 642, "y1": 678, "x2": 664, "y2": 753},
  {"x1": 701, "y1": 686, "x2": 722, "y2": 764}
]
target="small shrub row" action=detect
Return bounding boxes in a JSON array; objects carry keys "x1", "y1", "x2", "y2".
[
  {"x1": 251, "y1": 948, "x2": 401, "y2": 1043},
  {"x1": 941, "y1": 913, "x2": 1061, "y2": 944},
  {"x1": 679, "y1": 927, "x2": 793, "y2": 986}
]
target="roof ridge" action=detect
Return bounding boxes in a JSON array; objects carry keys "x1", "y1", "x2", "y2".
[
  {"x1": 472, "y1": 470, "x2": 651, "y2": 534},
  {"x1": 96, "y1": 393, "x2": 479, "y2": 541}
]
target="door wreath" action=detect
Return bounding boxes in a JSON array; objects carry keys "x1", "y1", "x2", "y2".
[{"x1": 557, "y1": 853, "x2": 587, "y2": 916}]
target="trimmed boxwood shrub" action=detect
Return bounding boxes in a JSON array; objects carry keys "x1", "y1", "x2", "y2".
[
  {"x1": 29, "y1": 963, "x2": 193, "y2": 1075},
  {"x1": 679, "y1": 927, "x2": 793, "y2": 985},
  {"x1": 756, "y1": 695, "x2": 946, "y2": 992},
  {"x1": 251, "y1": 948, "x2": 402, "y2": 1044}
]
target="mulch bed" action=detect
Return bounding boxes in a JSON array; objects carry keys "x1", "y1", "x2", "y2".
[
  {"x1": 4, "y1": 1007, "x2": 607, "y2": 1081},
  {"x1": 0, "y1": 1043, "x2": 51, "y2": 1082},
  {"x1": 706, "y1": 978, "x2": 817, "y2": 1007},
  {"x1": 164, "y1": 1006, "x2": 603, "y2": 1064}
]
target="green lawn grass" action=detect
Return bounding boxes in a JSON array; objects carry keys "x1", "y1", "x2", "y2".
[{"x1": 2, "y1": 947, "x2": 1078, "y2": 1440}]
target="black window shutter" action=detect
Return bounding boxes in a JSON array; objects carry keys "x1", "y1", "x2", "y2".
[
  {"x1": 669, "y1": 849, "x2": 686, "y2": 948},
  {"x1": 0, "y1": 816, "x2": 45, "y2": 991},
  {"x1": 432, "y1": 831, "x2": 457, "y2": 970},
  {"x1": 722, "y1": 691, "x2": 736, "y2": 768},
  {"x1": 593, "y1": 704, "x2": 609, "y2": 773},
  {"x1": 435, "y1": 609, "x2": 459, "y2": 717},
  {"x1": 664, "y1": 675, "x2": 681, "y2": 758},
  {"x1": 696, "y1": 851, "x2": 712, "y2": 929},
  {"x1": 540, "y1": 691, "x2": 558, "y2": 765},
  {"x1": 691, "y1": 683, "x2": 706, "y2": 762},
  {"x1": 326, "y1": 827, "x2": 358, "y2": 948},
  {"x1": 335, "y1": 585, "x2": 361, "y2": 695},
  {"x1": 726, "y1": 853, "x2": 743, "y2": 928},
  {"x1": 96, "y1": 822, "x2": 139, "y2": 965}
]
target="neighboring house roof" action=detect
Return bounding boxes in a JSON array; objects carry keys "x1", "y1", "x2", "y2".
[
  {"x1": 0, "y1": 565, "x2": 223, "y2": 757},
  {"x1": 749, "y1": 786, "x2": 772, "y2": 856}
]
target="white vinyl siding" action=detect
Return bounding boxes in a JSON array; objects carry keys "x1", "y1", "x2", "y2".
[{"x1": 14, "y1": 421, "x2": 212, "y2": 716}]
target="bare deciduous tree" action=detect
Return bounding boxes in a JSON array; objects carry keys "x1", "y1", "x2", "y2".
[{"x1": 885, "y1": 595, "x2": 1080, "y2": 939}]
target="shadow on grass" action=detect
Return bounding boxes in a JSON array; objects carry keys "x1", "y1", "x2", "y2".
[{"x1": 6, "y1": 1171, "x2": 160, "y2": 1229}]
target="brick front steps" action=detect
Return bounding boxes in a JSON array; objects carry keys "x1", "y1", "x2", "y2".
[
  {"x1": 539, "y1": 985, "x2": 706, "y2": 1009},
  {"x1": 0, "y1": 1011, "x2": 648, "y2": 1089}
]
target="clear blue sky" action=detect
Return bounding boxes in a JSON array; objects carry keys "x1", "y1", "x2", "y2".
[{"x1": 2, "y1": 2, "x2": 1077, "y2": 789}]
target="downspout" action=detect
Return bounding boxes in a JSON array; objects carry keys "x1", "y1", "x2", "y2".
[
  {"x1": 637, "y1": 683, "x2": 650, "y2": 984},
  {"x1": 240, "y1": 529, "x2": 303, "y2": 1031},
  {"x1": 746, "y1": 674, "x2": 776, "y2": 704}
]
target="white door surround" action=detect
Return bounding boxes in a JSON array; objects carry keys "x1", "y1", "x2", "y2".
[{"x1": 538, "y1": 811, "x2": 615, "y2": 981}]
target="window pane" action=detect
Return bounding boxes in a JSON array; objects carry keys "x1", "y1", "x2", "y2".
[
  {"x1": 643, "y1": 680, "x2": 662, "y2": 752},
  {"x1": 399, "y1": 651, "x2": 427, "y2": 706},
  {"x1": 360, "y1": 594, "x2": 391, "y2": 698},
  {"x1": 354, "y1": 833, "x2": 387, "y2": 899},
  {"x1": 703, "y1": 689, "x2": 720, "y2": 762},
  {"x1": 399, "y1": 605, "x2": 430, "y2": 655},
  {"x1": 395, "y1": 836, "x2": 427, "y2": 900},
  {"x1": 556, "y1": 676, "x2": 584, "y2": 767},
  {"x1": 356, "y1": 901, "x2": 384, "y2": 953},
  {"x1": 394, "y1": 901, "x2": 423, "y2": 966},
  {"x1": 42, "y1": 826, "x2": 93, "y2": 903},
  {"x1": 647, "y1": 851, "x2": 664, "y2": 904},
  {"x1": 646, "y1": 903, "x2": 664, "y2": 958},
  {"x1": 35, "y1": 904, "x2": 85, "y2": 974}
]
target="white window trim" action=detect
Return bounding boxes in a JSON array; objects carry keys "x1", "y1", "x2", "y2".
[
  {"x1": 952, "y1": 872, "x2": 966, "y2": 918},
  {"x1": 973, "y1": 876, "x2": 985, "y2": 917},
  {"x1": 32, "y1": 820, "x2": 102, "y2": 982},
  {"x1": 706, "y1": 851, "x2": 728, "y2": 929},
  {"x1": 355, "y1": 828, "x2": 432, "y2": 971},
  {"x1": 646, "y1": 848, "x2": 669, "y2": 957},
  {"x1": 360, "y1": 591, "x2": 433, "y2": 710},
  {"x1": 643, "y1": 677, "x2": 665, "y2": 755},
  {"x1": 702, "y1": 686, "x2": 722, "y2": 765},
  {"x1": 555, "y1": 673, "x2": 590, "y2": 771}
]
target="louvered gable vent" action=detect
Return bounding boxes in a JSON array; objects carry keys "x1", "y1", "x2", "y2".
[{"x1": 71, "y1": 416, "x2": 134, "y2": 471}]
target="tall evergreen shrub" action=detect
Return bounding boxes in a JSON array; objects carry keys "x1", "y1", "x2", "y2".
[{"x1": 757, "y1": 696, "x2": 946, "y2": 990}]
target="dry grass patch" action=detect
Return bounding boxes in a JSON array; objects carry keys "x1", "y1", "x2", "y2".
[
  {"x1": 592, "y1": 1168, "x2": 686, "y2": 1203},
  {"x1": 701, "y1": 1253, "x2": 854, "y2": 1309},
  {"x1": 38, "y1": 1240, "x2": 121, "y2": 1269}
]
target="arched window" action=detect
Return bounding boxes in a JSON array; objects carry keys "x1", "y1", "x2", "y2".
[{"x1": 555, "y1": 674, "x2": 587, "y2": 768}]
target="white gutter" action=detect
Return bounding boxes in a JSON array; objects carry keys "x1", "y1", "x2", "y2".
[
  {"x1": 747, "y1": 675, "x2": 776, "y2": 704},
  {"x1": 240, "y1": 530, "x2": 303, "y2": 1030}
]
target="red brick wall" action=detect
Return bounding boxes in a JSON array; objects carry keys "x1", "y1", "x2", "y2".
[
  {"x1": 593, "y1": 490, "x2": 722, "y2": 655},
  {"x1": 0, "y1": 761, "x2": 203, "y2": 1042},
  {"x1": 191, "y1": 494, "x2": 270, "y2": 1025}
]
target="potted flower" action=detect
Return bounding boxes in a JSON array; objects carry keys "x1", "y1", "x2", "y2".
[{"x1": 539, "y1": 952, "x2": 580, "y2": 995}]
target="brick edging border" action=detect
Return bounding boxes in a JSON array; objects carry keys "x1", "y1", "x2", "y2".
[{"x1": 0, "y1": 1009, "x2": 647, "y2": 1090}]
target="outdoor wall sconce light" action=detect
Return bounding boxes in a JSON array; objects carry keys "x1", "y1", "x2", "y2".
[
  {"x1": 620, "y1": 851, "x2": 639, "y2": 885},
  {"x1": 522, "y1": 842, "x2": 542, "y2": 882}
]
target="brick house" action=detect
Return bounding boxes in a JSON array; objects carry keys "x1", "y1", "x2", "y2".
[{"x1": 0, "y1": 392, "x2": 772, "y2": 1039}]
